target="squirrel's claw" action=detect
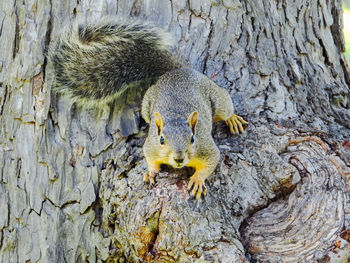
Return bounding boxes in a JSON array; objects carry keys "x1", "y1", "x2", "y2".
[
  {"x1": 226, "y1": 114, "x2": 247, "y2": 134},
  {"x1": 144, "y1": 171, "x2": 158, "y2": 185},
  {"x1": 143, "y1": 172, "x2": 150, "y2": 183},
  {"x1": 188, "y1": 173, "x2": 207, "y2": 199}
]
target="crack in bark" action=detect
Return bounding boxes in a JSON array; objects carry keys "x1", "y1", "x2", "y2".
[
  {"x1": 318, "y1": 38, "x2": 331, "y2": 66},
  {"x1": 42, "y1": 0, "x2": 53, "y2": 80},
  {"x1": 202, "y1": 18, "x2": 213, "y2": 75},
  {"x1": 329, "y1": 0, "x2": 345, "y2": 52},
  {"x1": 130, "y1": 0, "x2": 142, "y2": 17},
  {"x1": 0, "y1": 85, "x2": 7, "y2": 116},
  {"x1": 0, "y1": 15, "x2": 5, "y2": 40},
  {"x1": 340, "y1": 56, "x2": 350, "y2": 90},
  {"x1": 138, "y1": 209, "x2": 162, "y2": 261},
  {"x1": 12, "y1": 4, "x2": 20, "y2": 60}
]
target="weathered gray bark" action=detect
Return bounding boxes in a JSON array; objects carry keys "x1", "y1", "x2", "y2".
[{"x1": 0, "y1": 0, "x2": 350, "y2": 262}]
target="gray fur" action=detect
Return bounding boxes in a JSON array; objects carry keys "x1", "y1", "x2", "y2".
[
  {"x1": 49, "y1": 22, "x2": 182, "y2": 106},
  {"x1": 142, "y1": 68, "x2": 231, "y2": 172},
  {"x1": 50, "y1": 22, "x2": 244, "y2": 198}
]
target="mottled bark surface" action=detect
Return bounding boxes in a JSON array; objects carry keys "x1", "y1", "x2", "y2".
[{"x1": 0, "y1": 0, "x2": 350, "y2": 262}]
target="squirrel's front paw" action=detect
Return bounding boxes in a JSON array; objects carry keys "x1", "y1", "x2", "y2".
[
  {"x1": 226, "y1": 114, "x2": 248, "y2": 134},
  {"x1": 188, "y1": 173, "x2": 207, "y2": 199},
  {"x1": 143, "y1": 170, "x2": 159, "y2": 185}
]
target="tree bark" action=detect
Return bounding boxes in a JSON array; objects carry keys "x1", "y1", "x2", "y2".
[{"x1": 0, "y1": 0, "x2": 350, "y2": 262}]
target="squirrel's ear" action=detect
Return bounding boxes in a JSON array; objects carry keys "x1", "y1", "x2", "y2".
[
  {"x1": 187, "y1": 111, "x2": 198, "y2": 134},
  {"x1": 154, "y1": 112, "x2": 164, "y2": 135}
]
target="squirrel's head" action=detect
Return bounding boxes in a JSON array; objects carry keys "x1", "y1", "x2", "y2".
[{"x1": 153, "y1": 111, "x2": 198, "y2": 168}]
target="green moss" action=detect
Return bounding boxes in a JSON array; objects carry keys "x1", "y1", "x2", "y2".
[
  {"x1": 211, "y1": 1, "x2": 219, "y2": 7},
  {"x1": 145, "y1": 210, "x2": 160, "y2": 233}
]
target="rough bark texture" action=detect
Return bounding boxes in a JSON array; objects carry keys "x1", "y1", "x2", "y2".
[{"x1": 0, "y1": 0, "x2": 350, "y2": 262}]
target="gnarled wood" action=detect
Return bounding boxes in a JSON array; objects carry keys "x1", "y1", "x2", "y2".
[{"x1": 242, "y1": 137, "x2": 348, "y2": 262}]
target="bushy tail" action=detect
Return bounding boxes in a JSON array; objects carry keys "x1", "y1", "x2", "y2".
[{"x1": 49, "y1": 22, "x2": 182, "y2": 104}]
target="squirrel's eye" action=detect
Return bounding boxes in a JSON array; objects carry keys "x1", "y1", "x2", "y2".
[
  {"x1": 160, "y1": 136, "x2": 165, "y2": 145},
  {"x1": 191, "y1": 135, "x2": 195, "y2": 144}
]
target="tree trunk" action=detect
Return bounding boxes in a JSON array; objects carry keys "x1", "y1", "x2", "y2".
[{"x1": 1, "y1": 0, "x2": 350, "y2": 262}]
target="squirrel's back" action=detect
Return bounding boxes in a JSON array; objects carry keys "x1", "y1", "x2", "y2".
[
  {"x1": 142, "y1": 68, "x2": 214, "y2": 127},
  {"x1": 49, "y1": 22, "x2": 182, "y2": 105}
]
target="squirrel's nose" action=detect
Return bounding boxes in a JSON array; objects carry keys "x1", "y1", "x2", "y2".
[{"x1": 174, "y1": 158, "x2": 184, "y2": 164}]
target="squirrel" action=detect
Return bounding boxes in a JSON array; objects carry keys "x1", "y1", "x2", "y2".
[{"x1": 50, "y1": 22, "x2": 247, "y2": 199}]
